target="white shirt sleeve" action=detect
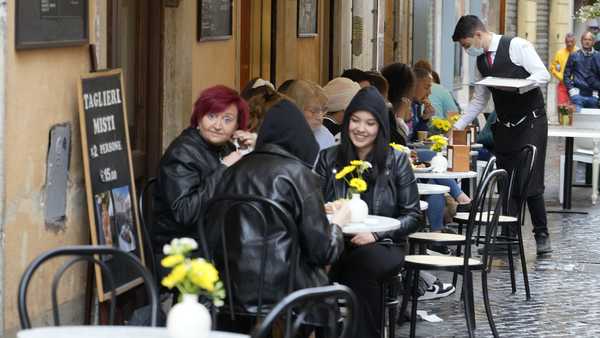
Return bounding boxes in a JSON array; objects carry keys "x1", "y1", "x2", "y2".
[
  {"x1": 455, "y1": 66, "x2": 491, "y2": 130},
  {"x1": 509, "y1": 37, "x2": 551, "y2": 85}
]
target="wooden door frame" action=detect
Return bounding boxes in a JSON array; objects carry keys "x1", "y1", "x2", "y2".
[{"x1": 107, "y1": 0, "x2": 163, "y2": 180}]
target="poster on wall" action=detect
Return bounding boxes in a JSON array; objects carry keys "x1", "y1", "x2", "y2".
[
  {"x1": 78, "y1": 69, "x2": 145, "y2": 302},
  {"x1": 298, "y1": 0, "x2": 318, "y2": 37},
  {"x1": 16, "y1": 0, "x2": 89, "y2": 50},
  {"x1": 198, "y1": 0, "x2": 233, "y2": 41}
]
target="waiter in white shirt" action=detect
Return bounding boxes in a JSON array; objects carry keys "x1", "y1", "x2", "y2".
[{"x1": 452, "y1": 15, "x2": 552, "y2": 255}]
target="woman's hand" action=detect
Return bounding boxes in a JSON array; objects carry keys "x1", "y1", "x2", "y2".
[
  {"x1": 233, "y1": 130, "x2": 257, "y2": 149},
  {"x1": 351, "y1": 233, "x2": 376, "y2": 246},
  {"x1": 421, "y1": 99, "x2": 435, "y2": 120},
  {"x1": 329, "y1": 201, "x2": 351, "y2": 226},
  {"x1": 221, "y1": 151, "x2": 243, "y2": 167}
]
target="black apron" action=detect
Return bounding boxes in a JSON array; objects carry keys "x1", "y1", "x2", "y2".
[{"x1": 477, "y1": 36, "x2": 548, "y2": 196}]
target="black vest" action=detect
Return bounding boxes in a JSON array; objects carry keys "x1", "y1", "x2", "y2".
[{"x1": 476, "y1": 36, "x2": 545, "y2": 123}]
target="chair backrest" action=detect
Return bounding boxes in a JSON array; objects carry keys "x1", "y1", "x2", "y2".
[
  {"x1": 18, "y1": 245, "x2": 159, "y2": 329},
  {"x1": 464, "y1": 169, "x2": 508, "y2": 271},
  {"x1": 204, "y1": 194, "x2": 300, "y2": 321},
  {"x1": 250, "y1": 285, "x2": 358, "y2": 338},
  {"x1": 138, "y1": 177, "x2": 158, "y2": 282},
  {"x1": 504, "y1": 144, "x2": 537, "y2": 223}
]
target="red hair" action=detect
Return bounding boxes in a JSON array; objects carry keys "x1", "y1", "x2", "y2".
[{"x1": 190, "y1": 85, "x2": 249, "y2": 130}]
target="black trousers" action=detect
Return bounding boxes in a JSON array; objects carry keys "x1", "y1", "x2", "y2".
[
  {"x1": 492, "y1": 114, "x2": 549, "y2": 236},
  {"x1": 330, "y1": 242, "x2": 405, "y2": 338}
]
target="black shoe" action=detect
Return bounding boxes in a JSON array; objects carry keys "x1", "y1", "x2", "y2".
[
  {"x1": 456, "y1": 203, "x2": 472, "y2": 213},
  {"x1": 535, "y1": 233, "x2": 552, "y2": 255}
]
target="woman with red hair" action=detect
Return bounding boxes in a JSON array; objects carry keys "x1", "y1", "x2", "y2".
[{"x1": 152, "y1": 85, "x2": 253, "y2": 256}]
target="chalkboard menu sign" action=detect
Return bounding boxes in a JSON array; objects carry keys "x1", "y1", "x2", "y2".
[
  {"x1": 198, "y1": 0, "x2": 233, "y2": 41},
  {"x1": 78, "y1": 70, "x2": 145, "y2": 301},
  {"x1": 16, "y1": 0, "x2": 89, "y2": 50}
]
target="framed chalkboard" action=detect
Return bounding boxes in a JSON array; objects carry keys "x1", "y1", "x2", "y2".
[
  {"x1": 198, "y1": 0, "x2": 233, "y2": 41},
  {"x1": 298, "y1": 0, "x2": 318, "y2": 37},
  {"x1": 16, "y1": 0, "x2": 89, "y2": 50},
  {"x1": 78, "y1": 70, "x2": 145, "y2": 302}
]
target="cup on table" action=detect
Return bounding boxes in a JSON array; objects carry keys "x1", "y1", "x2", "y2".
[{"x1": 417, "y1": 131, "x2": 429, "y2": 142}]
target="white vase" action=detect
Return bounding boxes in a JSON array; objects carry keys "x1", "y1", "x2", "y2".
[
  {"x1": 167, "y1": 294, "x2": 211, "y2": 338},
  {"x1": 430, "y1": 152, "x2": 448, "y2": 173},
  {"x1": 348, "y1": 193, "x2": 369, "y2": 223}
]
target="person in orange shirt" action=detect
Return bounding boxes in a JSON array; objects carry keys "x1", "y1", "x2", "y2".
[{"x1": 550, "y1": 33, "x2": 577, "y2": 105}]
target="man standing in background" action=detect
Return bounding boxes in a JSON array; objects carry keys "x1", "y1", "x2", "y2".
[
  {"x1": 550, "y1": 33, "x2": 577, "y2": 105},
  {"x1": 564, "y1": 31, "x2": 598, "y2": 111}
]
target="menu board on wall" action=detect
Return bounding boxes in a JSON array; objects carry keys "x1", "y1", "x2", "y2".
[
  {"x1": 78, "y1": 70, "x2": 145, "y2": 302},
  {"x1": 298, "y1": 0, "x2": 318, "y2": 37},
  {"x1": 198, "y1": 0, "x2": 233, "y2": 41},
  {"x1": 16, "y1": 0, "x2": 88, "y2": 49}
]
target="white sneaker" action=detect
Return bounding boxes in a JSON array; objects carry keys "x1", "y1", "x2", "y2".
[{"x1": 418, "y1": 281, "x2": 456, "y2": 300}]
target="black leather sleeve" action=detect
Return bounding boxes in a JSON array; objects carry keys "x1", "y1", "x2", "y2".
[
  {"x1": 376, "y1": 153, "x2": 424, "y2": 242},
  {"x1": 298, "y1": 188, "x2": 345, "y2": 266},
  {"x1": 159, "y1": 149, "x2": 226, "y2": 229}
]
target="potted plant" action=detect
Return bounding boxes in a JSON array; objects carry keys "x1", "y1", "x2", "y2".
[
  {"x1": 335, "y1": 160, "x2": 371, "y2": 223},
  {"x1": 558, "y1": 104, "x2": 574, "y2": 126},
  {"x1": 161, "y1": 238, "x2": 225, "y2": 338}
]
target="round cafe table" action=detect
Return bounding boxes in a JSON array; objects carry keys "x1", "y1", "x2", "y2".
[
  {"x1": 17, "y1": 326, "x2": 249, "y2": 338},
  {"x1": 342, "y1": 215, "x2": 401, "y2": 234},
  {"x1": 414, "y1": 170, "x2": 478, "y2": 180},
  {"x1": 417, "y1": 183, "x2": 450, "y2": 195}
]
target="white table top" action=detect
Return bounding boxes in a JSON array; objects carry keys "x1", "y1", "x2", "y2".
[
  {"x1": 418, "y1": 183, "x2": 451, "y2": 195},
  {"x1": 414, "y1": 171, "x2": 478, "y2": 180},
  {"x1": 342, "y1": 215, "x2": 401, "y2": 234},
  {"x1": 17, "y1": 326, "x2": 248, "y2": 338},
  {"x1": 548, "y1": 125, "x2": 600, "y2": 139},
  {"x1": 470, "y1": 143, "x2": 483, "y2": 149}
]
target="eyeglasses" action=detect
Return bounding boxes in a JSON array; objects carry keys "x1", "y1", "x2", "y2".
[{"x1": 306, "y1": 106, "x2": 326, "y2": 115}]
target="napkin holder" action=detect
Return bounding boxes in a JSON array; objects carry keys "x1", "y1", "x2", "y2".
[{"x1": 447, "y1": 145, "x2": 470, "y2": 172}]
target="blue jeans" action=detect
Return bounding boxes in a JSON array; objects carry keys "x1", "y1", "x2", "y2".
[
  {"x1": 425, "y1": 179, "x2": 463, "y2": 231},
  {"x1": 571, "y1": 94, "x2": 598, "y2": 112}
]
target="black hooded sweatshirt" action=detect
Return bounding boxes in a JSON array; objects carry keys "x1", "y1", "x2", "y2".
[
  {"x1": 207, "y1": 100, "x2": 344, "y2": 312},
  {"x1": 315, "y1": 87, "x2": 423, "y2": 244}
]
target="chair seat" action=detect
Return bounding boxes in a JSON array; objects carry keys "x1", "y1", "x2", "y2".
[
  {"x1": 408, "y1": 232, "x2": 466, "y2": 243},
  {"x1": 453, "y1": 211, "x2": 517, "y2": 223},
  {"x1": 405, "y1": 255, "x2": 482, "y2": 268}
]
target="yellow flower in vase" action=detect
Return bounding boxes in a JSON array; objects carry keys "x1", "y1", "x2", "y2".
[
  {"x1": 160, "y1": 238, "x2": 225, "y2": 306},
  {"x1": 431, "y1": 117, "x2": 452, "y2": 134},
  {"x1": 429, "y1": 134, "x2": 448, "y2": 153},
  {"x1": 335, "y1": 160, "x2": 372, "y2": 197}
]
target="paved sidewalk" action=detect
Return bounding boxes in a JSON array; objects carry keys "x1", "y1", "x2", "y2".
[{"x1": 397, "y1": 189, "x2": 600, "y2": 337}]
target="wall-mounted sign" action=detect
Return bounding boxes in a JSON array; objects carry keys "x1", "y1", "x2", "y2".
[
  {"x1": 198, "y1": 0, "x2": 233, "y2": 41},
  {"x1": 16, "y1": 0, "x2": 89, "y2": 50},
  {"x1": 78, "y1": 70, "x2": 145, "y2": 302},
  {"x1": 298, "y1": 0, "x2": 318, "y2": 37}
]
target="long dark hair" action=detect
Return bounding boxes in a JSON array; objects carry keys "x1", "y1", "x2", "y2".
[
  {"x1": 336, "y1": 87, "x2": 390, "y2": 176},
  {"x1": 381, "y1": 63, "x2": 416, "y2": 112}
]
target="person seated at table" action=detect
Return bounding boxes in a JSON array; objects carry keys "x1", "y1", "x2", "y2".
[
  {"x1": 564, "y1": 31, "x2": 599, "y2": 112},
  {"x1": 381, "y1": 63, "x2": 417, "y2": 145},
  {"x1": 206, "y1": 100, "x2": 349, "y2": 333},
  {"x1": 410, "y1": 67, "x2": 436, "y2": 141},
  {"x1": 315, "y1": 86, "x2": 423, "y2": 338},
  {"x1": 152, "y1": 85, "x2": 255, "y2": 258},
  {"x1": 242, "y1": 78, "x2": 287, "y2": 133},
  {"x1": 279, "y1": 80, "x2": 336, "y2": 151},
  {"x1": 414, "y1": 59, "x2": 461, "y2": 118},
  {"x1": 323, "y1": 77, "x2": 361, "y2": 140}
]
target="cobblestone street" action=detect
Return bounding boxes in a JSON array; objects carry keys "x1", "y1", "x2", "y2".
[{"x1": 397, "y1": 149, "x2": 600, "y2": 337}]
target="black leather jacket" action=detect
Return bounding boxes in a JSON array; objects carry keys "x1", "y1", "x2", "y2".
[
  {"x1": 152, "y1": 127, "x2": 234, "y2": 251},
  {"x1": 206, "y1": 143, "x2": 344, "y2": 312},
  {"x1": 315, "y1": 146, "x2": 423, "y2": 245}
]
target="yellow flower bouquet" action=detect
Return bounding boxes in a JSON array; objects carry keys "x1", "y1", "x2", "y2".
[
  {"x1": 430, "y1": 117, "x2": 452, "y2": 134},
  {"x1": 335, "y1": 160, "x2": 372, "y2": 196},
  {"x1": 449, "y1": 114, "x2": 461, "y2": 125},
  {"x1": 161, "y1": 238, "x2": 225, "y2": 306},
  {"x1": 429, "y1": 134, "x2": 448, "y2": 153}
]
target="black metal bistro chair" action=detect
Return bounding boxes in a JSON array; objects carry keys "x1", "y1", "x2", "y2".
[
  {"x1": 453, "y1": 145, "x2": 536, "y2": 300},
  {"x1": 203, "y1": 194, "x2": 300, "y2": 333},
  {"x1": 18, "y1": 245, "x2": 159, "y2": 329},
  {"x1": 400, "y1": 169, "x2": 508, "y2": 338},
  {"x1": 138, "y1": 177, "x2": 159, "y2": 284},
  {"x1": 251, "y1": 285, "x2": 358, "y2": 338}
]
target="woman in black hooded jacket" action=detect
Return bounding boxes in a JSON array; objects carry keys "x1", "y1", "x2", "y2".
[{"x1": 315, "y1": 86, "x2": 423, "y2": 338}]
